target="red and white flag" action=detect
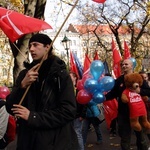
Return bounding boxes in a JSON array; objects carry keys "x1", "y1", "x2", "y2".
[
  {"x1": 112, "y1": 38, "x2": 122, "y2": 78},
  {"x1": 0, "y1": 7, "x2": 52, "y2": 42},
  {"x1": 123, "y1": 40, "x2": 131, "y2": 59}
]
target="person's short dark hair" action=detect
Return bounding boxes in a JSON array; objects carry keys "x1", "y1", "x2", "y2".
[
  {"x1": 29, "y1": 33, "x2": 53, "y2": 55},
  {"x1": 29, "y1": 33, "x2": 52, "y2": 45}
]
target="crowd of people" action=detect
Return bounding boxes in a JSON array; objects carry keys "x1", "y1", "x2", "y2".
[{"x1": 0, "y1": 33, "x2": 150, "y2": 150}]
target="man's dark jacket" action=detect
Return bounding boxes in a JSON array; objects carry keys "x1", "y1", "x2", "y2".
[
  {"x1": 105, "y1": 74, "x2": 150, "y2": 118},
  {"x1": 6, "y1": 55, "x2": 78, "y2": 150}
]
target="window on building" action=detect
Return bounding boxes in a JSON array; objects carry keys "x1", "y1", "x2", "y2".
[
  {"x1": 70, "y1": 40, "x2": 72, "y2": 46},
  {"x1": 74, "y1": 50, "x2": 77, "y2": 55},
  {"x1": 73, "y1": 40, "x2": 76, "y2": 46}
]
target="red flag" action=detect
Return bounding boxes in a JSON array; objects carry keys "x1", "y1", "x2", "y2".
[
  {"x1": 83, "y1": 54, "x2": 91, "y2": 74},
  {"x1": 70, "y1": 51, "x2": 80, "y2": 78},
  {"x1": 124, "y1": 40, "x2": 131, "y2": 59},
  {"x1": 103, "y1": 99, "x2": 118, "y2": 129},
  {"x1": 112, "y1": 38, "x2": 122, "y2": 78},
  {"x1": 94, "y1": 51, "x2": 99, "y2": 60},
  {"x1": 0, "y1": 7, "x2": 52, "y2": 42},
  {"x1": 92, "y1": 0, "x2": 106, "y2": 3}
]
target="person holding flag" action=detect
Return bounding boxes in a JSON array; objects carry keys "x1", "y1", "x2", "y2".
[{"x1": 5, "y1": 33, "x2": 78, "y2": 150}]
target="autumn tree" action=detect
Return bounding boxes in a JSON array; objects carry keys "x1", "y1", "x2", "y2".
[
  {"x1": 0, "y1": 0, "x2": 47, "y2": 83},
  {"x1": 0, "y1": 0, "x2": 78, "y2": 83},
  {"x1": 76, "y1": 0, "x2": 150, "y2": 71}
]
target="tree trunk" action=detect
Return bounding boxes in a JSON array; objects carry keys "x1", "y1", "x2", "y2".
[{"x1": 11, "y1": 0, "x2": 47, "y2": 83}]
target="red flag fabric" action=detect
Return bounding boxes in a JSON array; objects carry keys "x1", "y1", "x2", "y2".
[
  {"x1": 70, "y1": 51, "x2": 80, "y2": 78},
  {"x1": 0, "y1": 7, "x2": 52, "y2": 42},
  {"x1": 94, "y1": 51, "x2": 99, "y2": 60},
  {"x1": 103, "y1": 99, "x2": 118, "y2": 129},
  {"x1": 124, "y1": 40, "x2": 131, "y2": 59},
  {"x1": 112, "y1": 38, "x2": 122, "y2": 78},
  {"x1": 92, "y1": 0, "x2": 106, "y2": 3},
  {"x1": 83, "y1": 54, "x2": 91, "y2": 74}
]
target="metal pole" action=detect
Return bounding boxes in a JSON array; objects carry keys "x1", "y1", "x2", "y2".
[{"x1": 66, "y1": 48, "x2": 69, "y2": 70}]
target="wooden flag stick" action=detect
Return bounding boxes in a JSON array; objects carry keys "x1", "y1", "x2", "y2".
[{"x1": 19, "y1": 0, "x2": 79, "y2": 105}]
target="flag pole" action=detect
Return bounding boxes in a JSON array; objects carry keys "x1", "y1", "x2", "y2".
[
  {"x1": 19, "y1": 0, "x2": 79, "y2": 105},
  {"x1": 13, "y1": 43, "x2": 30, "y2": 62}
]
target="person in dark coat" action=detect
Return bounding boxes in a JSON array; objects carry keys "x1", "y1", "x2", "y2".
[
  {"x1": 5, "y1": 33, "x2": 78, "y2": 150},
  {"x1": 105, "y1": 59, "x2": 150, "y2": 150}
]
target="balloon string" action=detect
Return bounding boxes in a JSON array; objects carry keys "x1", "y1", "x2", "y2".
[{"x1": 19, "y1": 0, "x2": 79, "y2": 105}]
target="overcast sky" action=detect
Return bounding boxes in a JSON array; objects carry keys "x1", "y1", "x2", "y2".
[{"x1": 44, "y1": 0, "x2": 79, "y2": 31}]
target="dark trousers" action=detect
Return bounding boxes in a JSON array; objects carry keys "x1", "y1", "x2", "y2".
[
  {"x1": 118, "y1": 114, "x2": 148, "y2": 150},
  {"x1": 134, "y1": 130, "x2": 148, "y2": 150},
  {"x1": 110, "y1": 118, "x2": 117, "y2": 133}
]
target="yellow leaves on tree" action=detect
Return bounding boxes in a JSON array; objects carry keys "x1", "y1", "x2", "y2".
[
  {"x1": 147, "y1": 2, "x2": 150, "y2": 15},
  {"x1": 10, "y1": 0, "x2": 22, "y2": 7}
]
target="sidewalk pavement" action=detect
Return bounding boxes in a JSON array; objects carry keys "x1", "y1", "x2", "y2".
[
  {"x1": 6, "y1": 120, "x2": 150, "y2": 150},
  {"x1": 85, "y1": 121, "x2": 150, "y2": 150}
]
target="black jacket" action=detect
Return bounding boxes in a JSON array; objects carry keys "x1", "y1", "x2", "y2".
[
  {"x1": 105, "y1": 75, "x2": 128, "y2": 117},
  {"x1": 6, "y1": 55, "x2": 78, "y2": 150},
  {"x1": 105, "y1": 74, "x2": 150, "y2": 118}
]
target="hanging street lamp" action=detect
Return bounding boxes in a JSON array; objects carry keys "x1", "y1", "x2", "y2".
[{"x1": 62, "y1": 35, "x2": 71, "y2": 70}]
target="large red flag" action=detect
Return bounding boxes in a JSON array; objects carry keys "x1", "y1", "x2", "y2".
[
  {"x1": 103, "y1": 99, "x2": 118, "y2": 129},
  {"x1": 0, "y1": 7, "x2": 52, "y2": 42},
  {"x1": 83, "y1": 54, "x2": 91, "y2": 74},
  {"x1": 92, "y1": 0, "x2": 106, "y2": 3},
  {"x1": 112, "y1": 38, "x2": 122, "y2": 78},
  {"x1": 70, "y1": 51, "x2": 80, "y2": 78},
  {"x1": 94, "y1": 51, "x2": 100, "y2": 60},
  {"x1": 124, "y1": 40, "x2": 131, "y2": 59}
]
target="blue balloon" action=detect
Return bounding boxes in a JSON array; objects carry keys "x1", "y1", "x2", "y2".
[
  {"x1": 84, "y1": 78, "x2": 98, "y2": 94},
  {"x1": 99, "y1": 76, "x2": 115, "y2": 92},
  {"x1": 129, "y1": 57, "x2": 136, "y2": 69},
  {"x1": 93, "y1": 92, "x2": 105, "y2": 104},
  {"x1": 90, "y1": 105, "x2": 100, "y2": 117},
  {"x1": 86, "y1": 103, "x2": 100, "y2": 117},
  {"x1": 97, "y1": 80, "x2": 104, "y2": 92},
  {"x1": 88, "y1": 99, "x2": 96, "y2": 106},
  {"x1": 90, "y1": 60, "x2": 104, "y2": 80}
]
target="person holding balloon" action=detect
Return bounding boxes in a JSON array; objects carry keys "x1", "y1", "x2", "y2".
[
  {"x1": 76, "y1": 60, "x2": 115, "y2": 147},
  {"x1": 103, "y1": 73, "x2": 118, "y2": 138},
  {"x1": 82, "y1": 101, "x2": 103, "y2": 146},
  {"x1": 105, "y1": 58, "x2": 150, "y2": 150}
]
